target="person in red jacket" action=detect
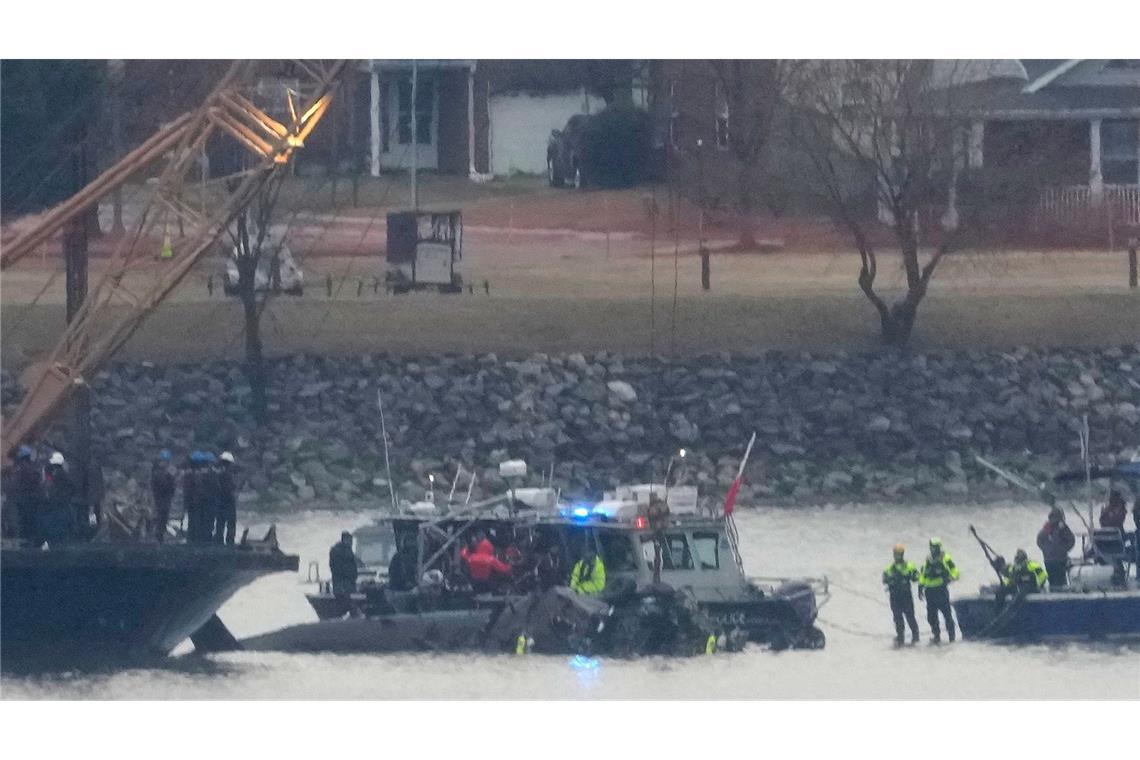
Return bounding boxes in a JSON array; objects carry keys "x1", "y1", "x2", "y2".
[
  {"x1": 461, "y1": 532, "x2": 512, "y2": 592},
  {"x1": 1036, "y1": 507, "x2": 1076, "y2": 589},
  {"x1": 1100, "y1": 491, "x2": 1128, "y2": 530}
]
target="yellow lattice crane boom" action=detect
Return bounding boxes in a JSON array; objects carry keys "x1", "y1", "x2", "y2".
[{"x1": 2, "y1": 60, "x2": 349, "y2": 455}]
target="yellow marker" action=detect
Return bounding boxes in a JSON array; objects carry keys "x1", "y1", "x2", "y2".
[
  {"x1": 515, "y1": 634, "x2": 528, "y2": 655},
  {"x1": 160, "y1": 235, "x2": 173, "y2": 260},
  {"x1": 705, "y1": 634, "x2": 717, "y2": 655}
]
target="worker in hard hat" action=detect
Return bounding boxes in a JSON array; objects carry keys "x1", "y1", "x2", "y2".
[
  {"x1": 882, "y1": 543, "x2": 920, "y2": 646},
  {"x1": 570, "y1": 544, "x2": 606, "y2": 596},
  {"x1": 40, "y1": 452, "x2": 74, "y2": 543},
  {"x1": 8, "y1": 445, "x2": 43, "y2": 543},
  {"x1": 8, "y1": 446, "x2": 42, "y2": 542},
  {"x1": 918, "y1": 537, "x2": 960, "y2": 643},
  {"x1": 997, "y1": 549, "x2": 1048, "y2": 605},
  {"x1": 213, "y1": 451, "x2": 237, "y2": 545},
  {"x1": 183, "y1": 451, "x2": 210, "y2": 543},
  {"x1": 151, "y1": 449, "x2": 177, "y2": 543}
]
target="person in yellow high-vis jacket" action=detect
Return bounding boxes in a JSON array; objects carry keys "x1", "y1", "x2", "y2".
[
  {"x1": 996, "y1": 548, "x2": 1048, "y2": 605},
  {"x1": 882, "y1": 543, "x2": 920, "y2": 646},
  {"x1": 918, "y1": 537, "x2": 960, "y2": 643},
  {"x1": 570, "y1": 545, "x2": 606, "y2": 596}
]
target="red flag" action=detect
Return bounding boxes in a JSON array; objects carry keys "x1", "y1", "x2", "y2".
[
  {"x1": 723, "y1": 475, "x2": 742, "y2": 516},
  {"x1": 723, "y1": 432, "x2": 757, "y2": 516}
]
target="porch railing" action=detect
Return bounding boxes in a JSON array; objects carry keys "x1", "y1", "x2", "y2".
[{"x1": 1038, "y1": 184, "x2": 1140, "y2": 227}]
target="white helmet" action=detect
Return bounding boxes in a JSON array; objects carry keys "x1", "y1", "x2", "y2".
[
  {"x1": 220, "y1": 451, "x2": 235, "y2": 464},
  {"x1": 49, "y1": 452, "x2": 65, "y2": 466}
]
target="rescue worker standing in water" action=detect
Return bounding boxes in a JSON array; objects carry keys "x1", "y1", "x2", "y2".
[
  {"x1": 570, "y1": 544, "x2": 606, "y2": 596},
  {"x1": 918, "y1": 537, "x2": 960, "y2": 643},
  {"x1": 882, "y1": 543, "x2": 920, "y2": 646}
]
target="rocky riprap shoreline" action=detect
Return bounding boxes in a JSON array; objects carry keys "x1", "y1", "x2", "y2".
[{"x1": 3, "y1": 345, "x2": 1138, "y2": 510}]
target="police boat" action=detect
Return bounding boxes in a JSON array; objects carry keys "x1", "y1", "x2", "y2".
[
  {"x1": 227, "y1": 459, "x2": 828, "y2": 656},
  {"x1": 954, "y1": 458, "x2": 1140, "y2": 641}
]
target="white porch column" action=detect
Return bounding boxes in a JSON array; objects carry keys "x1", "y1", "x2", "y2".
[
  {"x1": 369, "y1": 68, "x2": 381, "y2": 177},
  {"x1": 467, "y1": 66, "x2": 477, "y2": 177},
  {"x1": 1089, "y1": 118, "x2": 1104, "y2": 203},
  {"x1": 968, "y1": 120, "x2": 984, "y2": 168}
]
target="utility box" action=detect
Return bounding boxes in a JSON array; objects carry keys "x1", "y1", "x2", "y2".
[{"x1": 385, "y1": 210, "x2": 463, "y2": 294}]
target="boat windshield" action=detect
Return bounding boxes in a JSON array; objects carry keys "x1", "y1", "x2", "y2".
[
  {"x1": 640, "y1": 533, "x2": 695, "y2": 571},
  {"x1": 354, "y1": 529, "x2": 398, "y2": 567}
]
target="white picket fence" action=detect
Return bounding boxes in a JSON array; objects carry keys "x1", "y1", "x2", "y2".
[{"x1": 1038, "y1": 184, "x2": 1140, "y2": 227}]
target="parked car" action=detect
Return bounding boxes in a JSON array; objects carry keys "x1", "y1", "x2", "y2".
[
  {"x1": 223, "y1": 241, "x2": 304, "y2": 296},
  {"x1": 547, "y1": 114, "x2": 591, "y2": 189}
]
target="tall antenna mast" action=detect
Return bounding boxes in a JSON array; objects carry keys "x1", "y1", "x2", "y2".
[{"x1": 378, "y1": 390, "x2": 398, "y2": 511}]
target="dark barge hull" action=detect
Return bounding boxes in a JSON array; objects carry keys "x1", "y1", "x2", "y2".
[
  {"x1": 953, "y1": 591, "x2": 1140, "y2": 640},
  {"x1": 1, "y1": 543, "x2": 298, "y2": 665}
]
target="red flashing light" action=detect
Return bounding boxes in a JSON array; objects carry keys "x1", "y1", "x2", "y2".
[{"x1": 634, "y1": 516, "x2": 648, "y2": 529}]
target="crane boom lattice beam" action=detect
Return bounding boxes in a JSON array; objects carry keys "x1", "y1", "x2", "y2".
[{"x1": 2, "y1": 60, "x2": 348, "y2": 455}]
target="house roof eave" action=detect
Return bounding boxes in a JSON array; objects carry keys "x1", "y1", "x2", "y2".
[
  {"x1": 967, "y1": 107, "x2": 1140, "y2": 120},
  {"x1": 361, "y1": 60, "x2": 477, "y2": 74}
]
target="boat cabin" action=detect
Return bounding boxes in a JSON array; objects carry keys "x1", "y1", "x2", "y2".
[{"x1": 341, "y1": 481, "x2": 748, "y2": 600}]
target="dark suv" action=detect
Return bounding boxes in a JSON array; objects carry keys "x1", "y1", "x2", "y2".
[{"x1": 546, "y1": 114, "x2": 590, "y2": 188}]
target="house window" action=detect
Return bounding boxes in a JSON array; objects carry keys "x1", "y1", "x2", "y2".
[
  {"x1": 714, "y1": 82, "x2": 730, "y2": 150},
  {"x1": 1101, "y1": 119, "x2": 1139, "y2": 185},
  {"x1": 669, "y1": 82, "x2": 680, "y2": 149},
  {"x1": 396, "y1": 76, "x2": 434, "y2": 146}
]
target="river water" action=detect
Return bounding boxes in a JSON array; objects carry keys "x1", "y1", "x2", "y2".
[{"x1": 4, "y1": 502, "x2": 1138, "y2": 699}]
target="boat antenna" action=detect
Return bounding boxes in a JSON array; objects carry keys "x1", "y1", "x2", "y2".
[
  {"x1": 377, "y1": 389, "x2": 397, "y2": 512},
  {"x1": 448, "y1": 465, "x2": 462, "y2": 505},
  {"x1": 974, "y1": 455, "x2": 1057, "y2": 506},
  {"x1": 1079, "y1": 415, "x2": 1093, "y2": 530},
  {"x1": 464, "y1": 471, "x2": 477, "y2": 507}
]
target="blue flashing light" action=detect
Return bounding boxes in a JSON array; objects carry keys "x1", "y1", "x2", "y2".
[
  {"x1": 569, "y1": 654, "x2": 600, "y2": 671},
  {"x1": 571, "y1": 506, "x2": 592, "y2": 519}
]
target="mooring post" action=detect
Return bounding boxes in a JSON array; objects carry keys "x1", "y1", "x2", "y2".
[{"x1": 1129, "y1": 236, "x2": 1138, "y2": 289}]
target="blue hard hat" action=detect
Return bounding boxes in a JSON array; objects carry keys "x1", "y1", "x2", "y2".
[
  {"x1": 189, "y1": 450, "x2": 207, "y2": 463},
  {"x1": 16, "y1": 445, "x2": 34, "y2": 460},
  {"x1": 159, "y1": 449, "x2": 172, "y2": 461}
]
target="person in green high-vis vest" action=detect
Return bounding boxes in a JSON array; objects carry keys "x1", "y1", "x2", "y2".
[
  {"x1": 918, "y1": 537, "x2": 960, "y2": 643},
  {"x1": 882, "y1": 543, "x2": 920, "y2": 646}
]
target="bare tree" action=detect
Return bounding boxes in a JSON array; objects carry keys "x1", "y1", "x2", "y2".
[
  {"x1": 708, "y1": 60, "x2": 790, "y2": 248},
  {"x1": 790, "y1": 60, "x2": 977, "y2": 347},
  {"x1": 228, "y1": 176, "x2": 285, "y2": 424}
]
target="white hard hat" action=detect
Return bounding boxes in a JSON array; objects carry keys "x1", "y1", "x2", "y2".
[
  {"x1": 420, "y1": 569, "x2": 445, "y2": 588},
  {"x1": 49, "y1": 452, "x2": 65, "y2": 466},
  {"x1": 220, "y1": 451, "x2": 235, "y2": 463}
]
